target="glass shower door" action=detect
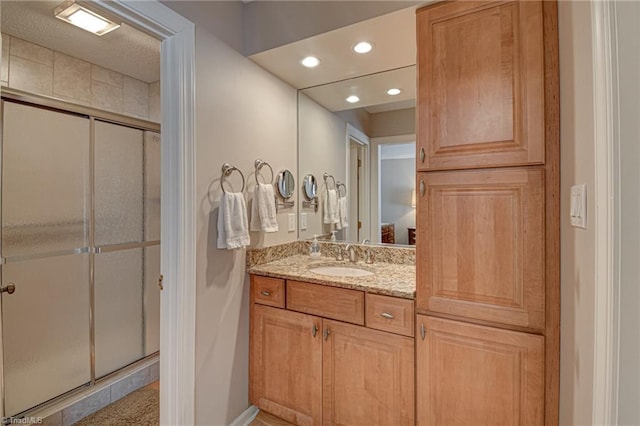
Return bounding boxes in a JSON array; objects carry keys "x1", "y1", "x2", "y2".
[
  {"x1": 1, "y1": 101, "x2": 92, "y2": 416},
  {"x1": 93, "y1": 120, "x2": 145, "y2": 378}
]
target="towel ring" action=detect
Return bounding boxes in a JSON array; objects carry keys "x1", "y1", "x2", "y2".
[
  {"x1": 323, "y1": 172, "x2": 336, "y2": 190},
  {"x1": 220, "y1": 163, "x2": 245, "y2": 193},
  {"x1": 254, "y1": 159, "x2": 274, "y2": 185},
  {"x1": 337, "y1": 181, "x2": 347, "y2": 197}
]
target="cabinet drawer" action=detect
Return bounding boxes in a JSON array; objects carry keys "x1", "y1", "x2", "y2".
[
  {"x1": 287, "y1": 281, "x2": 364, "y2": 325},
  {"x1": 366, "y1": 294, "x2": 414, "y2": 337},
  {"x1": 251, "y1": 275, "x2": 285, "y2": 308}
]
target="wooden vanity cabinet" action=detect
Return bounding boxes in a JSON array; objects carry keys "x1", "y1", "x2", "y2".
[
  {"x1": 416, "y1": 315, "x2": 544, "y2": 426},
  {"x1": 249, "y1": 276, "x2": 415, "y2": 426},
  {"x1": 416, "y1": 0, "x2": 545, "y2": 171},
  {"x1": 250, "y1": 304, "x2": 322, "y2": 425},
  {"x1": 323, "y1": 319, "x2": 414, "y2": 426}
]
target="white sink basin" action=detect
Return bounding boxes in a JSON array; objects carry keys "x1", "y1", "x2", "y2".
[{"x1": 309, "y1": 266, "x2": 374, "y2": 277}]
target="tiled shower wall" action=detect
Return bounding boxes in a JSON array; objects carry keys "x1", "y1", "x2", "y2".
[{"x1": 0, "y1": 34, "x2": 160, "y2": 123}]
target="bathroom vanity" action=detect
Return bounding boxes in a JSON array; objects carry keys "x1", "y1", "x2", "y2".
[{"x1": 248, "y1": 249, "x2": 415, "y2": 425}]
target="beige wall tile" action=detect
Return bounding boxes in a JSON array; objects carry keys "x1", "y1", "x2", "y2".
[
  {"x1": 10, "y1": 37, "x2": 53, "y2": 66},
  {"x1": 123, "y1": 76, "x2": 149, "y2": 119},
  {"x1": 9, "y1": 56, "x2": 53, "y2": 95},
  {"x1": 149, "y1": 81, "x2": 160, "y2": 123},
  {"x1": 92, "y1": 65, "x2": 123, "y2": 88},
  {"x1": 54, "y1": 52, "x2": 91, "y2": 103},
  {"x1": 91, "y1": 80, "x2": 123, "y2": 114},
  {"x1": 1, "y1": 35, "x2": 9, "y2": 85}
]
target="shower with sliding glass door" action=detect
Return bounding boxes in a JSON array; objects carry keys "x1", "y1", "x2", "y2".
[{"x1": 0, "y1": 96, "x2": 160, "y2": 417}]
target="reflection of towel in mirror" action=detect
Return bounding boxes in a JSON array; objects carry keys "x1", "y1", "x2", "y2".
[
  {"x1": 250, "y1": 183, "x2": 279, "y2": 233},
  {"x1": 338, "y1": 195, "x2": 349, "y2": 229},
  {"x1": 217, "y1": 192, "x2": 250, "y2": 249},
  {"x1": 323, "y1": 188, "x2": 339, "y2": 225}
]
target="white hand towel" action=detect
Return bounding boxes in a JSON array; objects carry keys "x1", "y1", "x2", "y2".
[
  {"x1": 250, "y1": 183, "x2": 279, "y2": 233},
  {"x1": 217, "y1": 192, "x2": 250, "y2": 249},
  {"x1": 338, "y1": 196, "x2": 349, "y2": 229},
  {"x1": 323, "y1": 188, "x2": 339, "y2": 225}
]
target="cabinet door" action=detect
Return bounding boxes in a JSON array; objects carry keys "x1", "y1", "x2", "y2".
[
  {"x1": 250, "y1": 304, "x2": 322, "y2": 425},
  {"x1": 416, "y1": 315, "x2": 544, "y2": 426},
  {"x1": 323, "y1": 320, "x2": 414, "y2": 426},
  {"x1": 416, "y1": 169, "x2": 544, "y2": 329},
  {"x1": 416, "y1": 1, "x2": 544, "y2": 170}
]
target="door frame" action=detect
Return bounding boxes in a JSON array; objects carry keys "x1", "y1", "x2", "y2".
[
  {"x1": 591, "y1": 0, "x2": 621, "y2": 424},
  {"x1": 91, "y1": 2, "x2": 197, "y2": 424}
]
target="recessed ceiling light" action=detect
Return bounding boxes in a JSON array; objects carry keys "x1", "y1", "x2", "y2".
[
  {"x1": 301, "y1": 56, "x2": 320, "y2": 68},
  {"x1": 54, "y1": 1, "x2": 120, "y2": 36},
  {"x1": 346, "y1": 95, "x2": 360, "y2": 103},
  {"x1": 387, "y1": 88, "x2": 402, "y2": 96},
  {"x1": 353, "y1": 42, "x2": 373, "y2": 54}
]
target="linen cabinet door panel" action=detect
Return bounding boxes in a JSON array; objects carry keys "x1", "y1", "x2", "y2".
[
  {"x1": 416, "y1": 168, "x2": 545, "y2": 329},
  {"x1": 416, "y1": 315, "x2": 544, "y2": 426},
  {"x1": 417, "y1": 0, "x2": 544, "y2": 170},
  {"x1": 250, "y1": 305, "x2": 322, "y2": 426},
  {"x1": 322, "y1": 320, "x2": 414, "y2": 426}
]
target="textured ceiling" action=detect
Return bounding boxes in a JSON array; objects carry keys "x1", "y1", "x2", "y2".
[{"x1": 1, "y1": 0, "x2": 160, "y2": 82}]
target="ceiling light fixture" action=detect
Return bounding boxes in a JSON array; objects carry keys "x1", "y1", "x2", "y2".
[
  {"x1": 54, "y1": 0, "x2": 120, "y2": 36},
  {"x1": 353, "y1": 42, "x2": 373, "y2": 54},
  {"x1": 346, "y1": 95, "x2": 360, "y2": 103},
  {"x1": 387, "y1": 88, "x2": 402, "y2": 96},
  {"x1": 300, "y1": 56, "x2": 320, "y2": 68}
]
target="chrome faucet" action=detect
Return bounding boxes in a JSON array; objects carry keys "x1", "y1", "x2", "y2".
[
  {"x1": 335, "y1": 245, "x2": 345, "y2": 261},
  {"x1": 361, "y1": 239, "x2": 374, "y2": 264},
  {"x1": 344, "y1": 244, "x2": 357, "y2": 263}
]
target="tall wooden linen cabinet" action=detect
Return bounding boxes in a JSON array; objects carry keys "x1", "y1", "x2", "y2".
[{"x1": 415, "y1": 1, "x2": 559, "y2": 425}]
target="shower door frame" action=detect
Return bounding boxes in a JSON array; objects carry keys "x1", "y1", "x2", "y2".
[{"x1": 0, "y1": 2, "x2": 196, "y2": 425}]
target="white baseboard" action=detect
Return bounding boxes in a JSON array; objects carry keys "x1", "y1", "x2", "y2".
[{"x1": 230, "y1": 405, "x2": 259, "y2": 426}]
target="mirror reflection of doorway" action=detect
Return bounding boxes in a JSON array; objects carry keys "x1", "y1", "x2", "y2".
[
  {"x1": 346, "y1": 124, "x2": 370, "y2": 243},
  {"x1": 378, "y1": 142, "x2": 416, "y2": 245}
]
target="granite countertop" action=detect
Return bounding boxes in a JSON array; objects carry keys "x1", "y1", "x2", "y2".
[{"x1": 248, "y1": 254, "x2": 416, "y2": 299}]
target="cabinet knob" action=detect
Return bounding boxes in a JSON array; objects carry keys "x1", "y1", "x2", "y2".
[
  {"x1": 420, "y1": 147, "x2": 425, "y2": 163},
  {"x1": 419, "y1": 180, "x2": 425, "y2": 197},
  {"x1": 312, "y1": 324, "x2": 318, "y2": 337},
  {"x1": 260, "y1": 290, "x2": 271, "y2": 296},
  {"x1": 420, "y1": 324, "x2": 426, "y2": 340},
  {"x1": 380, "y1": 312, "x2": 395, "y2": 320},
  {"x1": 323, "y1": 328, "x2": 330, "y2": 341}
]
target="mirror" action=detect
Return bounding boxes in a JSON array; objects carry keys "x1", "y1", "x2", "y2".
[
  {"x1": 298, "y1": 66, "x2": 417, "y2": 246},
  {"x1": 277, "y1": 170, "x2": 295, "y2": 199},
  {"x1": 245, "y1": 5, "x2": 417, "y2": 245},
  {"x1": 302, "y1": 174, "x2": 318, "y2": 200}
]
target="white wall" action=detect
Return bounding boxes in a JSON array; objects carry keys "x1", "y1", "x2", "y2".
[
  {"x1": 192, "y1": 27, "x2": 298, "y2": 425},
  {"x1": 615, "y1": 2, "x2": 640, "y2": 424},
  {"x1": 162, "y1": 2, "x2": 299, "y2": 423},
  {"x1": 370, "y1": 107, "x2": 415, "y2": 138},
  {"x1": 558, "y1": 2, "x2": 596, "y2": 424},
  {"x1": 161, "y1": 1, "x2": 244, "y2": 54},
  {"x1": 298, "y1": 93, "x2": 351, "y2": 240}
]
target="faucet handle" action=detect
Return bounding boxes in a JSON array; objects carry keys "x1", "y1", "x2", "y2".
[{"x1": 335, "y1": 246, "x2": 345, "y2": 261}]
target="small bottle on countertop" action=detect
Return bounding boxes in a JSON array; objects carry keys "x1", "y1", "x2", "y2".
[{"x1": 310, "y1": 234, "x2": 321, "y2": 257}]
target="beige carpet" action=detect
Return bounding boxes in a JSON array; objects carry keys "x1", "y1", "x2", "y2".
[{"x1": 74, "y1": 387, "x2": 159, "y2": 426}]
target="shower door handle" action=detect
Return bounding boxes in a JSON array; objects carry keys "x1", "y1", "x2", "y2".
[{"x1": 0, "y1": 282, "x2": 16, "y2": 295}]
